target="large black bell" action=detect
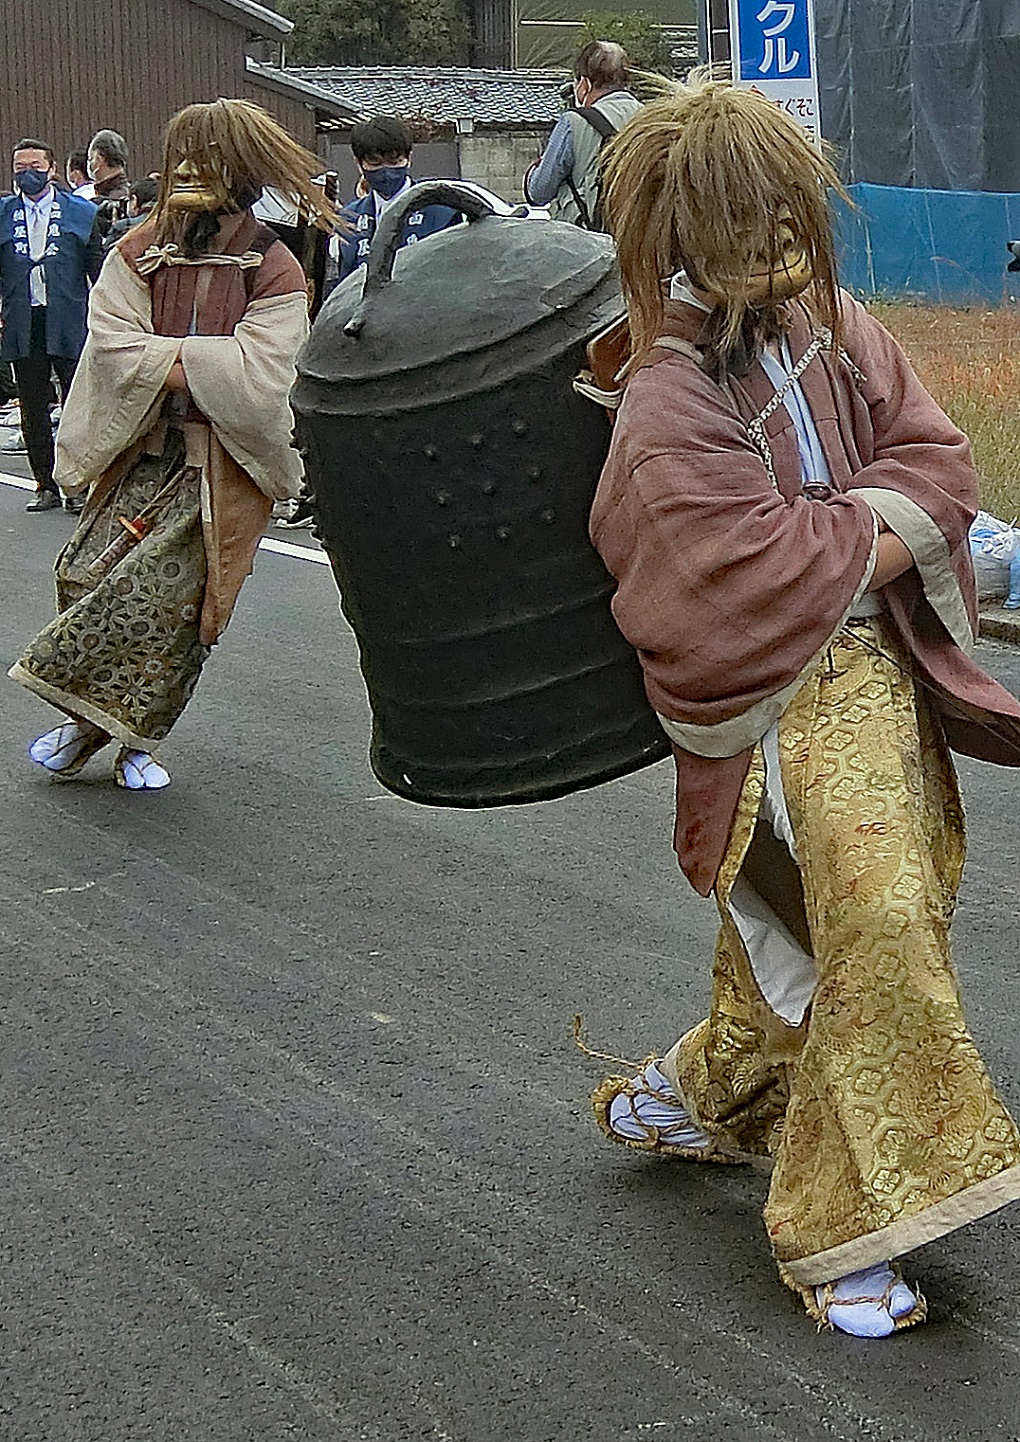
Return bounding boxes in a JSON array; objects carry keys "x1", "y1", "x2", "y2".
[{"x1": 292, "y1": 181, "x2": 669, "y2": 806}]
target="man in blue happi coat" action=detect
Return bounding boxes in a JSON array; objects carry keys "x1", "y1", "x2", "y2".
[
  {"x1": 334, "y1": 116, "x2": 460, "y2": 285},
  {"x1": 0, "y1": 138, "x2": 103, "y2": 511}
]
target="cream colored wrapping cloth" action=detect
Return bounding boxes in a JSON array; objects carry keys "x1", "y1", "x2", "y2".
[
  {"x1": 55, "y1": 247, "x2": 308, "y2": 502},
  {"x1": 178, "y1": 293, "x2": 308, "y2": 503},
  {"x1": 55, "y1": 251, "x2": 180, "y2": 496}
]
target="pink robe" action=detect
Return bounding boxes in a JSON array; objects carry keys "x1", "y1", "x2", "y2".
[{"x1": 590, "y1": 292, "x2": 1020, "y2": 894}]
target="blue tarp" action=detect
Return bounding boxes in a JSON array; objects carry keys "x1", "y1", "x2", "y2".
[{"x1": 836, "y1": 183, "x2": 1020, "y2": 305}]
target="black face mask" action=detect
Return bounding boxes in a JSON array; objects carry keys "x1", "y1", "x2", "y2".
[
  {"x1": 363, "y1": 165, "x2": 409, "y2": 200},
  {"x1": 15, "y1": 168, "x2": 50, "y2": 198}
]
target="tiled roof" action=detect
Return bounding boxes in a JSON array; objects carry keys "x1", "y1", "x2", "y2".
[
  {"x1": 284, "y1": 67, "x2": 567, "y2": 127},
  {"x1": 247, "y1": 60, "x2": 365, "y2": 121}
]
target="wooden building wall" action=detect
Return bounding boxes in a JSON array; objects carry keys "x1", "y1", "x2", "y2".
[
  {"x1": 469, "y1": 0, "x2": 516, "y2": 69},
  {"x1": 0, "y1": 0, "x2": 316, "y2": 180}
]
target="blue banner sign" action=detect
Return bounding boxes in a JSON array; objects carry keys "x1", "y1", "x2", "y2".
[{"x1": 728, "y1": 0, "x2": 820, "y2": 139}]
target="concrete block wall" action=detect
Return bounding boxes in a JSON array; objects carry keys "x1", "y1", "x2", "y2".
[{"x1": 457, "y1": 130, "x2": 548, "y2": 204}]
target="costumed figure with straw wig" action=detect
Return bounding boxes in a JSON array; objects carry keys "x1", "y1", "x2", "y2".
[
  {"x1": 584, "y1": 72, "x2": 1020, "y2": 1337},
  {"x1": 9, "y1": 99, "x2": 338, "y2": 790}
]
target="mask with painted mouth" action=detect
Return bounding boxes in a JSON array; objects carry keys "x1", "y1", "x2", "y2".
[
  {"x1": 745, "y1": 215, "x2": 814, "y2": 303},
  {"x1": 165, "y1": 155, "x2": 235, "y2": 214},
  {"x1": 689, "y1": 214, "x2": 814, "y2": 309}
]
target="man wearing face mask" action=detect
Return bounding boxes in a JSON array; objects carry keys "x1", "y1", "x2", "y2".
[
  {"x1": 524, "y1": 40, "x2": 641, "y2": 231},
  {"x1": 334, "y1": 116, "x2": 461, "y2": 285},
  {"x1": 0, "y1": 138, "x2": 103, "y2": 511}
]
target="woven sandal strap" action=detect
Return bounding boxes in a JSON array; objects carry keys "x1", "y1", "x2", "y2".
[
  {"x1": 818, "y1": 1268, "x2": 906, "y2": 1318},
  {"x1": 573, "y1": 1014, "x2": 655, "y2": 1074}
]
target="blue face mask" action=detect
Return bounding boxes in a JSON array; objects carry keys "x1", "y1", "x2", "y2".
[
  {"x1": 15, "y1": 167, "x2": 51, "y2": 198},
  {"x1": 363, "y1": 165, "x2": 408, "y2": 201}
]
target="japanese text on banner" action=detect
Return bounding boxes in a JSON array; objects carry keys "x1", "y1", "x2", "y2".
[{"x1": 728, "y1": 0, "x2": 821, "y2": 142}]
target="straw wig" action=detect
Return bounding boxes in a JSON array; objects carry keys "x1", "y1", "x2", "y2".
[
  {"x1": 602, "y1": 76, "x2": 847, "y2": 377},
  {"x1": 153, "y1": 98, "x2": 339, "y2": 243}
]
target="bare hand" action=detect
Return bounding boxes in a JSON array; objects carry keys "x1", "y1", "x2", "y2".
[{"x1": 867, "y1": 531, "x2": 914, "y2": 591}]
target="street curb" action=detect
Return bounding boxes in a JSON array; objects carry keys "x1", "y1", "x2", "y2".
[{"x1": 979, "y1": 604, "x2": 1020, "y2": 643}]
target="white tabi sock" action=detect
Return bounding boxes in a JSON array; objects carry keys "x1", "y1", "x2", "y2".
[
  {"x1": 815, "y1": 1262, "x2": 920, "y2": 1338},
  {"x1": 29, "y1": 720, "x2": 107, "y2": 772},
  {"x1": 116, "y1": 749, "x2": 171, "y2": 791},
  {"x1": 608, "y1": 1061, "x2": 715, "y2": 1149}
]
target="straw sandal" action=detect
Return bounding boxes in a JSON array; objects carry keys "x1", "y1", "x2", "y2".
[
  {"x1": 591, "y1": 1059, "x2": 746, "y2": 1162},
  {"x1": 114, "y1": 748, "x2": 171, "y2": 791},
  {"x1": 29, "y1": 720, "x2": 111, "y2": 777},
  {"x1": 808, "y1": 1262, "x2": 927, "y2": 1338}
]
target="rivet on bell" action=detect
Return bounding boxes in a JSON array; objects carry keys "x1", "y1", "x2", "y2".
[
  {"x1": 435, "y1": 490, "x2": 451, "y2": 506},
  {"x1": 423, "y1": 445, "x2": 439, "y2": 461},
  {"x1": 468, "y1": 433, "x2": 485, "y2": 449},
  {"x1": 482, "y1": 481, "x2": 496, "y2": 495},
  {"x1": 526, "y1": 465, "x2": 542, "y2": 481},
  {"x1": 496, "y1": 526, "x2": 510, "y2": 541},
  {"x1": 448, "y1": 533, "x2": 462, "y2": 549},
  {"x1": 541, "y1": 508, "x2": 555, "y2": 524},
  {"x1": 512, "y1": 419, "x2": 528, "y2": 436}
]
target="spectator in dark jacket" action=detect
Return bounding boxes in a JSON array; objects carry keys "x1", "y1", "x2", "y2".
[
  {"x1": 333, "y1": 116, "x2": 460, "y2": 284},
  {"x1": 87, "y1": 129, "x2": 130, "y2": 239},
  {"x1": 0, "y1": 138, "x2": 103, "y2": 510},
  {"x1": 105, "y1": 176, "x2": 157, "y2": 247}
]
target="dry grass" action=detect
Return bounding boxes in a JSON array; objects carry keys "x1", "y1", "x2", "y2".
[{"x1": 870, "y1": 303, "x2": 1020, "y2": 520}]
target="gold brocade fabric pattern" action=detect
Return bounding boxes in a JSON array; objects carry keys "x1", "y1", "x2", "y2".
[
  {"x1": 667, "y1": 620, "x2": 1020, "y2": 1287},
  {"x1": 11, "y1": 436, "x2": 209, "y2": 749}
]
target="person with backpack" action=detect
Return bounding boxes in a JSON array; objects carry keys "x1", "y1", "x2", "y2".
[{"x1": 524, "y1": 41, "x2": 641, "y2": 231}]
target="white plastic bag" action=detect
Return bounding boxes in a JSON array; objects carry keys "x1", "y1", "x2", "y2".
[{"x1": 969, "y1": 510, "x2": 1020, "y2": 601}]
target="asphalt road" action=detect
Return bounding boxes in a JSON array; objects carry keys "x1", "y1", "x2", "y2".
[{"x1": 3, "y1": 466, "x2": 1020, "y2": 1442}]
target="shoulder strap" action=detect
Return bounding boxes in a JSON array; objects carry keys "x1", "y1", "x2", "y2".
[
  {"x1": 566, "y1": 174, "x2": 593, "y2": 230},
  {"x1": 651, "y1": 336, "x2": 702, "y2": 363},
  {"x1": 574, "y1": 105, "x2": 620, "y2": 142},
  {"x1": 569, "y1": 106, "x2": 624, "y2": 231}
]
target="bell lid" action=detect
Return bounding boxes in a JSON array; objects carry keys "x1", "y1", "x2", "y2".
[{"x1": 298, "y1": 181, "x2": 618, "y2": 388}]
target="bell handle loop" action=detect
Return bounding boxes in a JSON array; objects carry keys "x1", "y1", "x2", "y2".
[{"x1": 343, "y1": 182, "x2": 498, "y2": 337}]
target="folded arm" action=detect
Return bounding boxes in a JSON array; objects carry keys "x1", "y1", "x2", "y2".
[
  {"x1": 592, "y1": 362, "x2": 880, "y2": 753},
  {"x1": 868, "y1": 525, "x2": 914, "y2": 591},
  {"x1": 841, "y1": 293, "x2": 979, "y2": 647},
  {"x1": 178, "y1": 290, "x2": 309, "y2": 501}
]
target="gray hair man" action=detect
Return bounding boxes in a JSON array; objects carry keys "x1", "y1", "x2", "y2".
[
  {"x1": 87, "y1": 128, "x2": 131, "y2": 238},
  {"x1": 524, "y1": 41, "x2": 642, "y2": 231}
]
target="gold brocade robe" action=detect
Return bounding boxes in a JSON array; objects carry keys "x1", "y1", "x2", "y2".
[{"x1": 591, "y1": 291, "x2": 1020, "y2": 1295}]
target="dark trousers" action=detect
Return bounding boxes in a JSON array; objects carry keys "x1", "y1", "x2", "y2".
[{"x1": 12, "y1": 308, "x2": 78, "y2": 494}]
